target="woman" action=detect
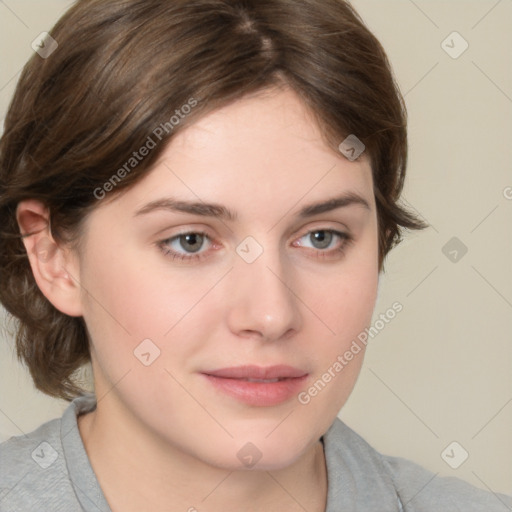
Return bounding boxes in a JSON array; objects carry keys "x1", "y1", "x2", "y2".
[{"x1": 0, "y1": 0, "x2": 510, "y2": 510}]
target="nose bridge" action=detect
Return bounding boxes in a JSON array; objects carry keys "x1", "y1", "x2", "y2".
[{"x1": 227, "y1": 235, "x2": 302, "y2": 340}]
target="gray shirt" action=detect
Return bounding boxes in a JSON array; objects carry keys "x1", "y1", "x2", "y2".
[{"x1": 0, "y1": 394, "x2": 511, "y2": 511}]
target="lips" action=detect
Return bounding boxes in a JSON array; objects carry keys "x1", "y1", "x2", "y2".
[
  {"x1": 204, "y1": 365, "x2": 307, "y2": 380},
  {"x1": 202, "y1": 365, "x2": 309, "y2": 406}
]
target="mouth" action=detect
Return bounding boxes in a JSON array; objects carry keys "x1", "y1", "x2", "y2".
[{"x1": 201, "y1": 365, "x2": 309, "y2": 406}]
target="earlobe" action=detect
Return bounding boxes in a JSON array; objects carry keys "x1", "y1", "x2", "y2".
[{"x1": 16, "y1": 199, "x2": 83, "y2": 317}]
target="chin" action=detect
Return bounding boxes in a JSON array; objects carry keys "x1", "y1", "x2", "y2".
[{"x1": 200, "y1": 428, "x2": 319, "y2": 473}]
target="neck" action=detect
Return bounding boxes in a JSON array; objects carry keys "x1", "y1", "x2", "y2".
[{"x1": 77, "y1": 399, "x2": 328, "y2": 512}]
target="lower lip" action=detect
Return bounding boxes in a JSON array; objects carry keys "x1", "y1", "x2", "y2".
[{"x1": 203, "y1": 374, "x2": 308, "y2": 407}]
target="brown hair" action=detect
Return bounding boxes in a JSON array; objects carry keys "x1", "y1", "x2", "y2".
[{"x1": 0, "y1": 0, "x2": 427, "y2": 400}]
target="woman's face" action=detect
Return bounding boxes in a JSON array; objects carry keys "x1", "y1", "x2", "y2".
[{"x1": 75, "y1": 86, "x2": 379, "y2": 470}]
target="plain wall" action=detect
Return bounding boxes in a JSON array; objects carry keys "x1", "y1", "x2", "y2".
[{"x1": 0, "y1": 0, "x2": 511, "y2": 497}]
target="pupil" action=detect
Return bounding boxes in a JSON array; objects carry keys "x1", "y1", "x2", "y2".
[
  {"x1": 312, "y1": 231, "x2": 331, "y2": 249},
  {"x1": 182, "y1": 234, "x2": 203, "y2": 253}
]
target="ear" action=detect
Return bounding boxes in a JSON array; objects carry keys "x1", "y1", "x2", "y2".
[{"x1": 16, "y1": 199, "x2": 83, "y2": 317}]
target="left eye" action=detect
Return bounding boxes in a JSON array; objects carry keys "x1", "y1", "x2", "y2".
[{"x1": 296, "y1": 230, "x2": 347, "y2": 250}]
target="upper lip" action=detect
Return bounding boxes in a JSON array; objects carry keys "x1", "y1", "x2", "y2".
[{"x1": 203, "y1": 365, "x2": 308, "y2": 380}]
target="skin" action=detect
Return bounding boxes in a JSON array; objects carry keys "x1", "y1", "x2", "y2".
[{"x1": 17, "y1": 86, "x2": 379, "y2": 512}]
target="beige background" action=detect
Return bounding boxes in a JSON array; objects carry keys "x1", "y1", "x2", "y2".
[{"x1": 1, "y1": 0, "x2": 511, "y2": 497}]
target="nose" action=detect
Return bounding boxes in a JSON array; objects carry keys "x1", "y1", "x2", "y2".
[{"x1": 225, "y1": 242, "x2": 302, "y2": 342}]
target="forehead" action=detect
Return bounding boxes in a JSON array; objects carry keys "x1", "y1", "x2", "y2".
[{"x1": 100, "y1": 87, "x2": 374, "y2": 219}]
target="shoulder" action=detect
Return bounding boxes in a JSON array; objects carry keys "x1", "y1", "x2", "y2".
[
  {"x1": 324, "y1": 418, "x2": 512, "y2": 512},
  {"x1": 0, "y1": 403, "x2": 85, "y2": 512},
  {"x1": 382, "y1": 454, "x2": 512, "y2": 512}
]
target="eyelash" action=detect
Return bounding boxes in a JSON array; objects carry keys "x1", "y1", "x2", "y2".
[{"x1": 157, "y1": 229, "x2": 354, "y2": 263}]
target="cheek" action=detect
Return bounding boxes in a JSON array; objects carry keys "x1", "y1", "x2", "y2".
[
  {"x1": 78, "y1": 244, "x2": 226, "y2": 383},
  {"x1": 307, "y1": 237, "x2": 379, "y2": 345},
  {"x1": 297, "y1": 231, "x2": 379, "y2": 396},
  {"x1": 80, "y1": 243, "x2": 210, "y2": 337},
  {"x1": 305, "y1": 267, "x2": 378, "y2": 385},
  {"x1": 294, "y1": 272, "x2": 377, "y2": 427}
]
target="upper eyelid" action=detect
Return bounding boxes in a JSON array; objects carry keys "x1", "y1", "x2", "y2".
[
  {"x1": 164, "y1": 225, "x2": 348, "y2": 238},
  {"x1": 162, "y1": 220, "x2": 351, "y2": 239}
]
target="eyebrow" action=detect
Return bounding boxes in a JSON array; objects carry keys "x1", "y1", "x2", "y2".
[{"x1": 134, "y1": 192, "x2": 370, "y2": 221}]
